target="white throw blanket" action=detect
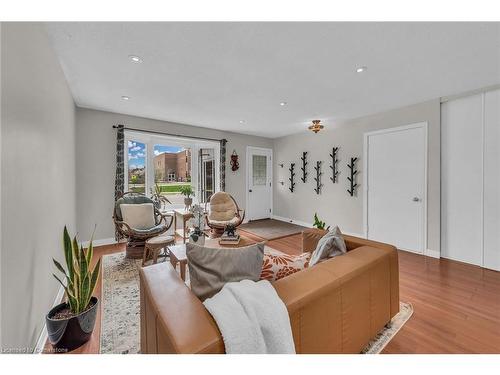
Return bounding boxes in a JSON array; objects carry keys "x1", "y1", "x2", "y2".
[{"x1": 203, "y1": 279, "x2": 296, "y2": 354}]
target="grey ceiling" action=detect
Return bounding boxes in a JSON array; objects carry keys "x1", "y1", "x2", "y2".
[{"x1": 45, "y1": 22, "x2": 500, "y2": 138}]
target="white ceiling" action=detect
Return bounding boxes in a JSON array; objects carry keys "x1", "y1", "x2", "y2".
[{"x1": 45, "y1": 22, "x2": 500, "y2": 138}]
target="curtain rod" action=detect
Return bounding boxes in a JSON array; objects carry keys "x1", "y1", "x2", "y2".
[{"x1": 113, "y1": 124, "x2": 227, "y2": 143}]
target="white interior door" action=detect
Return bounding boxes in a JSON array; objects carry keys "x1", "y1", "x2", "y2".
[
  {"x1": 441, "y1": 94, "x2": 484, "y2": 266},
  {"x1": 247, "y1": 147, "x2": 272, "y2": 221},
  {"x1": 365, "y1": 124, "x2": 427, "y2": 253}
]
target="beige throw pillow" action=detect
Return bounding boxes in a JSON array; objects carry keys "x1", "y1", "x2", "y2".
[
  {"x1": 120, "y1": 203, "x2": 155, "y2": 230},
  {"x1": 186, "y1": 242, "x2": 265, "y2": 301}
]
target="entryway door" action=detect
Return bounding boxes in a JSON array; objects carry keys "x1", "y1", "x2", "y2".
[
  {"x1": 364, "y1": 123, "x2": 427, "y2": 254},
  {"x1": 246, "y1": 146, "x2": 272, "y2": 221}
]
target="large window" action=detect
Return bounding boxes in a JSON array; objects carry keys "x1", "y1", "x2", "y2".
[{"x1": 124, "y1": 131, "x2": 220, "y2": 209}]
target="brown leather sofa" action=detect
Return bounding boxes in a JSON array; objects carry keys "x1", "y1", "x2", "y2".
[{"x1": 139, "y1": 229, "x2": 399, "y2": 353}]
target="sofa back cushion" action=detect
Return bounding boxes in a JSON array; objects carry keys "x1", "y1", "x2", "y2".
[
  {"x1": 186, "y1": 242, "x2": 265, "y2": 301},
  {"x1": 120, "y1": 203, "x2": 155, "y2": 230},
  {"x1": 208, "y1": 192, "x2": 237, "y2": 222}
]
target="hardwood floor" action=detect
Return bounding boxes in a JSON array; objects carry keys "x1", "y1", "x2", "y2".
[
  {"x1": 45, "y1": 233, "x2": 500, "y2": 354},
  {"x1": 383, "y1": 250, "x2": 500, "y2": 353}
]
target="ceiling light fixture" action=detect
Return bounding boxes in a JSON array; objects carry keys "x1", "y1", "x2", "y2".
[
  {"x1": 239, "y1": 120, "x2": 245, "y2": 124},
  {"x1": 356, "y1": 66, "x2": 367, "y2": 73},
  {"x1": 129, "y1": 55, "x2": 143, "y2": 63},
  {"x1": 280, "y1": 101, "x2": 287, "y2": 106},
  {"x1": 121, "y1": 95, "x2": 130, "y2": 101},
  {"x1": 308, "y1": 119, "x2": 324, "y2": 134}
]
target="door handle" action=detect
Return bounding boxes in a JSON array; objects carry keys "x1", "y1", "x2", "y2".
[{"x1": 412, "y1": 197, "x2": 421, "y2": 202}]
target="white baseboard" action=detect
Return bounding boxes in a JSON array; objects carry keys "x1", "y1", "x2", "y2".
[
  {"x1": 80, "y1": 237, "x2": 117, "y2": 248},
  {"x1": 271, "y1": 214, "x2": 313, "y2": 228},
  {"x1": 271, "y1": 215, "x2": 365, "y2": 238},
  {"x1": 34, "y1": 284, "x2": 65, "y2": 354},
  {"x1": 425, "y1": 248, "x2": 441, "y2": 259}
]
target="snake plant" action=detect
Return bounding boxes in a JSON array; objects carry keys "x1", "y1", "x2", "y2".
[{"x1": 52, "y1": 227, "x2": 101, "y2": 315}]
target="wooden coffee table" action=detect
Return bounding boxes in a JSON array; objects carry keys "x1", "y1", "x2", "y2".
[{"x1": 169, "y1": 234, "x2": 259, "y2": 281}]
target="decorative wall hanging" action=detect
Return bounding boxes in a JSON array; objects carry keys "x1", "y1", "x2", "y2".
[
  {"x1": 300, "y1": 152, "x2": 308, "y2": 183},
  {"x1": 308, "y1": 119, "x2": 324, "y2": 134},
  {"x1": 230, "y1": 150, "x2": 239, "y2": 172},
  {"x1": 329, "y1": 147, "x2": 339, "y2": 183},
  {"x1": 289, "y1": 163, "x2": 296, "y2": 193},
  {"x1": 313, "y1": 161, "x2": 323, "y2": 195},
  {"x1": 347, "y1": 157, "x2": 359, "y2": 197},
  {"x1": 220, "y1": 139, "x2": 227, "y2": 192}
]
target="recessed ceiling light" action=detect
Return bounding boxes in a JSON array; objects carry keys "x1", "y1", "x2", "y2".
[
  {"x1": 356, "y1": 66, "x2": 367, "y2": 73},
  {"x1": 239, "y1": 120, "x2": 245, "y2": 124},
  {"x1": 121, "y1": 96, "x2": 130, "y2": 101},
  {"x1": 280, "y1": 101, "x2": 287, "y2": 106},
  {"x1": 129, "y1": 55, "x2": 143, "y2": 63}
]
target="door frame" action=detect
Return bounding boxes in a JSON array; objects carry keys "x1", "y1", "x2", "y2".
[
  {"x1": 245, "y1": 146, "x2": 273, "y2": 222},
  {"x1": 363, "y1": 122, "x2": 428, "y2": 254}
]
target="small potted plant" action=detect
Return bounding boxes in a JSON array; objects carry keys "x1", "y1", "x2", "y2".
[
  {"x1": 313, "y1": 213, "x2": 330, "y2": 230},
  {"x1": 188, "y1": 204, "x2": 206, "y2": 245},
  {"x1": 180, "y1": 185, "x2": 195, "y2": 209},
  {"x1": 46, "y1": 227, "x2": 101, "y2": 351}
]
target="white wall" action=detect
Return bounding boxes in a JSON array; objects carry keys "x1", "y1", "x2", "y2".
[
  {"x1": 1, "y1": 23, "x2": 76, "y2": 350},
  {"x1": 75, "y1": 108, "x2": 273, "y2": 242},
  {"x1": 273, "y1": 99, "x2": 441, "y2": 253}
]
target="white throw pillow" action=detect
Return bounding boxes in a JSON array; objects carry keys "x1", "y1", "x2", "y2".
[{"x1": 120, "y1": 203, "x2": 155, "y2": 230}]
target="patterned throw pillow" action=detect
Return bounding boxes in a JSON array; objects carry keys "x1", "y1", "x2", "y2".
[{"x1": 260, "y1": 248, "x2": 311, "y2": 281}]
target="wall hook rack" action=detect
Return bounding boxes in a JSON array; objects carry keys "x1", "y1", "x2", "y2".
[
  {"x1": 347, "y1": 157, "x2": 359, "y2": 196},
  {"x1": 313, "y1": 161, "x2": 323, "y2": 195},
  {"x1": 329, "y1": 147, "x2": 339, "y2": 183},
  {"x1": 289, "y1": 163, "x2": 296, "y2": 193},
  {"x1": 300, "y1": 152, "x2": 308, "y2": 183}
]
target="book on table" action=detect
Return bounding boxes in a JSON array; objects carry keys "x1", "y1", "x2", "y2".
[{"x1": 219, "y1": 233, "x2": 240, "y2": 244}]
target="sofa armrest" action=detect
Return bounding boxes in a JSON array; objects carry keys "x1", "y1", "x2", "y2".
[
  {"x1": 301, "y1": 228, "x2": 327, "y2": 253},
  {"x1": 342, "y1": 234, "x2": 397, "y2": 252},
  {"x1": 139, "y1": 262, "x2": 224, "y2": 354}
]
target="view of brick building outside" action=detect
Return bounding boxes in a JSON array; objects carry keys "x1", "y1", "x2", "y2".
[{"x1": 154, "y1": 149, "x2": 191, "y2": 182}]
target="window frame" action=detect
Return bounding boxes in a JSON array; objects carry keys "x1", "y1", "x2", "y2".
[{"x1": 124, "y1": 130, "x2": 221, "y2": 204}]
